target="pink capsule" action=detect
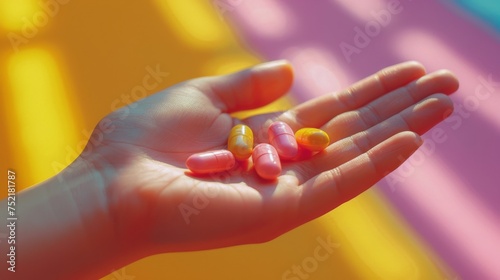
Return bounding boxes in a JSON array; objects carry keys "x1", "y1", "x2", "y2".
[
  {"x1": 252, "y1": 143, "x2": 282, "y2": 180},
  {"x1": 186, "y1": 150, "x2": 235, "y2": 174},
  {"x1": 268, "y1": 121, "x2": 298, "y2": 160}
]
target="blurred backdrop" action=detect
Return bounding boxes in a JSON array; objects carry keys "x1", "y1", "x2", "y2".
[{"x1": 1, "y1": 0, "x2": 499, "y2": 279}]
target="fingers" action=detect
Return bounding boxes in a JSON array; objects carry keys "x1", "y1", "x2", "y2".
[
  {"x1": 283, "y1": 61, "x2": 426, "y2": 129},
  {"x1": 198, "y1": 60, "x2": 294, "y2": 113},
  {"x1": 292, "y1": 94, "x2": 452, "y2": 182},
  {"x1": 295, "y1": 131, "x2": 422, "y2": 222},
  {"x1": 323, "y1": 70, "x2": 459, "y2": 141}
]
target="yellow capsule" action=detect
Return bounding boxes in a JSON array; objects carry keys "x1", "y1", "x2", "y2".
[
  {"x1": 228, "y1": 124, "x2": 254, "y2": 160},
  {"x1": 295, "y1": 128, "x2": 330, "y2": 152}
]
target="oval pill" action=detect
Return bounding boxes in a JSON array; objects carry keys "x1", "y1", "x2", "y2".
[
  {"x1": 295, "y1": 128, "x2": 330, "y2": 152},
  {"x1": 186, "y1": 150, "x2": 235, "y2": 174},
  {"x1": 228, "y1": 124, "x2": 254, "y2": 160},
  {"x1": 268, "y1": 121, "x2": 298, "y2": 159},
  {"x1": 252, "y1": 143, "x2": 282, "y2": 180}
]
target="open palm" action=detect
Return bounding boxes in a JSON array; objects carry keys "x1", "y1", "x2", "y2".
[{"x1": 86, "y1": 60, "x2": 458, "y2": 255}]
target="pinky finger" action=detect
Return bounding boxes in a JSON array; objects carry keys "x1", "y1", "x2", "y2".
[{"x1": 296, "y1": 131, "x2": 423, "y2": 223}]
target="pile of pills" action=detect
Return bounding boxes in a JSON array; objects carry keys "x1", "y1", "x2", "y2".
[{"x1": 185, "y1": 121, "x2": 330, "y2": 180}]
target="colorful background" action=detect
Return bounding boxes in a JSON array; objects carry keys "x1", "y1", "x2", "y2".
[{"x1": 1, "y1": 0, "x2": 499, "y2": 279}]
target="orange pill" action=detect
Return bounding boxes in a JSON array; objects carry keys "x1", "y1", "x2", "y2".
[
  {"x1": 186, "y1": 150, "x2": 235, "y2": 174},
  {"x1": 295, "y1": 128, "x2": 330, "y2": 152},
  {"x1": 228, "y1": 124, "x2": 254, "y2": 160}
]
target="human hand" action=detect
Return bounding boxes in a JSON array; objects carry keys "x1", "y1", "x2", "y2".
[{"x1": 82, "y1": 60, "x2": 458, "y2": 257}]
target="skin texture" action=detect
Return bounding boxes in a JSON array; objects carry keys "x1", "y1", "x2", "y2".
[{"x1": 0, "y1": 60, "x2": 459, "y2": 279}]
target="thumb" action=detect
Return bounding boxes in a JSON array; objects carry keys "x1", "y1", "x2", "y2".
[{"x1": 200, "y1": 60, "x2": 294, "y2": 113}]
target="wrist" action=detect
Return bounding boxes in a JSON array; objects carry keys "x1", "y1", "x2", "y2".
[
  {"x1": 62, "y1": 156, "x2": 147, "y2": 277},
  {"x1": 1, "y1": 156, "x2": 142, "y2": 279}
]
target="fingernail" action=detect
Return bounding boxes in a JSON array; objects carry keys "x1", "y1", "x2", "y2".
[
  {"x1": 252, "y1": 60, "x2": 294, "y2": 93},
  {"x1": 442, "y1": 108, "x2": 454, "y2": 119},
  {"x1": 414, "y1": 135, "x2": 423, "y2": 146}
]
